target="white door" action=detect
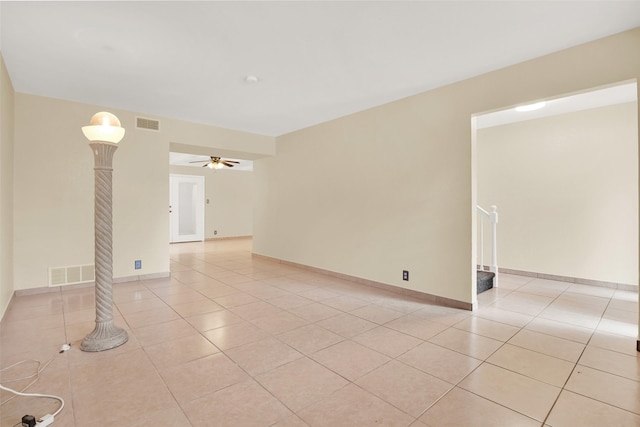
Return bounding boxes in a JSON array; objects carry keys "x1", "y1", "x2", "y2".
[{"x1": 170, "y1": 174, "x2": 205, "y2": 243}]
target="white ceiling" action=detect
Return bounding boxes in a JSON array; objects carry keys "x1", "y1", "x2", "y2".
[{"x1": 2, "y1": 2, "x2": 640, "y2": 137}]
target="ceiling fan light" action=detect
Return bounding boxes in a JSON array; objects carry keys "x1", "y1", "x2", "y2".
[
  {"x1": 207, "y1": 162, "x2": 215, "y2": 169},
  {"x1": 214, "y1": 162, "x2": 224, "y2": 169}
]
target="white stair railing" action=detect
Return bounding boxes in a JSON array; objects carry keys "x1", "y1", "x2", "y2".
[{"x1": 477, "y1": 204, "x2": 498, "y2": 286}]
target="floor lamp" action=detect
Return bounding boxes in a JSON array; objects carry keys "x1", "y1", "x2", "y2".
[{"x1": 80, "y1": 112, "x2": 129, "y2": 352}]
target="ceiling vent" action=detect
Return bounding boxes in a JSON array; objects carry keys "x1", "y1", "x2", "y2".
[{"x1": 136, "y1": 117, "x2": 160, "y2": 131}]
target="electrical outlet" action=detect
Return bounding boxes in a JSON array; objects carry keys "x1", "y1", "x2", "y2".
[
  {"x1": 402, "y1": 270, "x2": 409, "y2": 281},
  {"x1": 135, "y1": 260, "x2": 142, "y2": 270}
]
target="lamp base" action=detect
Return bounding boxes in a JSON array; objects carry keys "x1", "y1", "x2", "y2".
[{"x1": 80, "y1": 321, "x2": 128, "y2": 352}]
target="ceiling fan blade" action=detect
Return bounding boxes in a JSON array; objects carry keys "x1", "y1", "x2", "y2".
[
  {"x1": 189, "y1": 160, "x2": 207, "y2": 163},
  {"x1": 222, "y1": 162, "x2": 236, "y2": 167},
  {"x1": 202, "y1": 164, "x2": 208, "y2": 167},
  {"x1": 224, "y1": 160, "x2": 240, "y2": 164}
]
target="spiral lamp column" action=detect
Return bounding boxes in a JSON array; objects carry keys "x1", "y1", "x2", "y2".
[{"x1": 80, "y1": 112, "x2": 128, "y2": 352}]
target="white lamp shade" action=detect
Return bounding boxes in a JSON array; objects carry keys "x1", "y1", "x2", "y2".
[{"x1": 82, "y1": 112, "x2": 125, "y2": 143}]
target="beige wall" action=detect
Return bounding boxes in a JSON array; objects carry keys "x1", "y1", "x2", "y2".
[
  {"x1": 0, "y1": 53, "x2": 15, "y2": 318},
  {"x1": 167, "y1": 119, "x2": 275, "y2": 161},
  {"x1": 478, "y1": 102, "x2": 638, "y2": 286},
  {"x1": 13, "y1": 94, "x2": 170, "y2": 289},
  {"x1": 170, "y1": 165, "x2": 254, "y2": 239},
  {"x1": 254, "y1": 28, "x2": 640, "y2": 307},
  {"x1": 12, "y1": 94, "x2": 271, "y2": 291}
]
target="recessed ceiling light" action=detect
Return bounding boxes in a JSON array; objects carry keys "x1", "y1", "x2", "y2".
[
  {"x1": 245, "y1": 75, "x2": 259, "y2": 84},
  {"x1": 515, "y1": 101, "x2": 546, "y2": 112}
]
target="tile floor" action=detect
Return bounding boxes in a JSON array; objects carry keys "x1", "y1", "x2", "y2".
[{"x1": 1, "y1": 237, "x2": 638, "y2": 426}]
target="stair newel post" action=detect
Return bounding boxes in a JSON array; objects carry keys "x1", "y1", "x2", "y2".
[
  {"x1": 490, "y1": 205, "x2": 498, "y2": 286},
  {"x1": 479, "y1": 211, "x2": 484, "y2": 270}
]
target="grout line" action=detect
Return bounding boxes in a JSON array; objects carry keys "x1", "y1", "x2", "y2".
[
  {"x1": 3, "y1": 254, "x2": 637, "y2": 426},
  {"x1": 540, "y1": 336, "x2": 592, "y2": 425}
]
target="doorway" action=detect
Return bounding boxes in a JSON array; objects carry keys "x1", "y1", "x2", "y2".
[
  {"x1": 169, "y1": 174, "x2": 205, "y2": 243},
  {"x1": 473, "y1": 81, "x2": 638, "y2": 287}
]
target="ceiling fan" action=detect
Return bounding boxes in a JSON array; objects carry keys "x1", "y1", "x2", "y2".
[{"x1": 190, "y1": 156, "x2": 240, "y2": 169}]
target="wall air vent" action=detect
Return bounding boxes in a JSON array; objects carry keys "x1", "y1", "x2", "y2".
[
  {"x1": 49, "y1": 264, "x2": 95, "y2": 287},
  {"x1": 136, "y1": 117, "x2": 160, "y2": 131}
]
